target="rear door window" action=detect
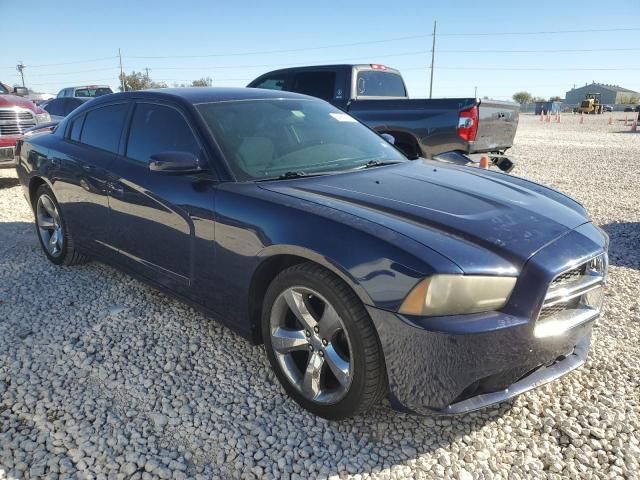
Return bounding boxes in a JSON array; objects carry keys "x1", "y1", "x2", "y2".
[
  {"x1": 125, "y1": 103, "x2": 200, "y2": 163},
  {"x1": 292, "y1": 71, "x2": 336, "y2": 101},
  {"x1": 80, "y1": 103, "x2": 129, "y2": 153},
  {"x1": 355, "y1": 71, "x2": 406, "y2": 97}
]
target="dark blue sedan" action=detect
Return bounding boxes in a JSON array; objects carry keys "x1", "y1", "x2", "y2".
[{"x1": 16, "y1": 88, "x2": 608, "y2": 419}]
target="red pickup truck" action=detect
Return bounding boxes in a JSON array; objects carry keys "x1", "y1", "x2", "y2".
[{"x1": 0, "y1": 81, "x2": 51, "y2": 168}]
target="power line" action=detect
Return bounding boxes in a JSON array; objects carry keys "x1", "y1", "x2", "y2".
[
  {"x1": 129, "y1": 34, "x2": 433, "y2": 59},
  {"x1": 437, "y1": 27, "x2": 640, "y2": 36},
  {"x1": 437, "y1": 66, "x2": 640, "y2": 71},
  {"x1": 24, "y1": 56, "x2": 119, "y2": 68},
  {"x1": 126, "y1": 27, "x2": 640, "y2": 59},
  {"x1": 439, "y1": 47, "x2": 640, "y2": 53}
]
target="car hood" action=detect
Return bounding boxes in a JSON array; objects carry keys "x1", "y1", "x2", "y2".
[
  {"x1": 0, "y1": 94, "x2": 40, "y2": 112},
  {"x1": 258, "y1": 160, "x2": 590, "y2": 272}
]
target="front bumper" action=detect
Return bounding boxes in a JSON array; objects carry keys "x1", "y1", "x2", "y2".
[
  {"x1": 367, "y1": 305, "x2": 593, "y2": 415},
  {"x1": 0, "y1": 137, "x2": 18, "y2": 169},
  {"x1": 368, "y1": 222, "x2": 607, "y2": 415}
]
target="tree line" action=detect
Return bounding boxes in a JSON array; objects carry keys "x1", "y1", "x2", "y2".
[
  {"x1": 511, "y1": 92, "x2": 562, "y2": 105},
  {"x1": 118, "y1": 71, "x2": 213, "y2": 91}
]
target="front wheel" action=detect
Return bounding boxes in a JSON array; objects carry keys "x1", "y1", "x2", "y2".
[{"x1": 262, "y1": 263, "x2": 387, "y2": 419}]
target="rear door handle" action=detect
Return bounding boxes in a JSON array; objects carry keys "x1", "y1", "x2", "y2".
[{"x1": 82, "y1": 165, "x2": 95, "y2": 173}]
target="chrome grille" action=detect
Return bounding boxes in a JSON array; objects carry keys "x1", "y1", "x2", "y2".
[
  {"x1": 535, "y1": 254, "x2": 607, "y2": 337},
  {"x1": 0, "y1": 108, "x2": 36, "y2": 136}
]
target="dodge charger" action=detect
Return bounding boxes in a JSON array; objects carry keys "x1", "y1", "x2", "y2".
[{"x1": 16, "y1": 88, "x2": 608, "y2": 419}]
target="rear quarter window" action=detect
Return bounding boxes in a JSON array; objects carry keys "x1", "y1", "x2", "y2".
[{"x1": 69, "y1": 114, "x2": 85, "y2": 142}]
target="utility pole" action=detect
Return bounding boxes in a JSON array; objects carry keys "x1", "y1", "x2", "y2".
[
  {"x1": 474, "y1": 86, "x2": 478, "y2": 98},
  {"x1": 429, "y1": 21, "x2": 436, "y2": 99},
  {"x1": 144, "y1": 68, "x2": 151, "y2": 83},
  {"x1": 118, "y1": 48, "x2": 125, "y2": 91},
  {"x1": 16, "y1": 62, "x2": 26, "y2": 87}
]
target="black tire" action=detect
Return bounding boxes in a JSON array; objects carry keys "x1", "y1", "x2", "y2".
[
  {"x1": 33, "y1": 184, "x2": 89, "y2": 266},
  {"x1": 262, "y1": 262, "x2": 387, "y2": 419}
]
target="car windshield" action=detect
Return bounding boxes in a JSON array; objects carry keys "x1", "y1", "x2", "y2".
[
  {"x1": 74, "y1": 87, "x2": 113, "y2": 97},
  {"x1": 197, "y1": 99, "x2": 406, "y2": 180},
  {"x1": 0, "y1": 84, "x2": 9, "y2": 94}
]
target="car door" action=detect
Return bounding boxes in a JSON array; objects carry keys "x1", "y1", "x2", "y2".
[
  {"x1": 105, "y1": 100, "x2": 216, "y2": 296},
  {"x1": 53, "y1": 102, "x2": 131, "y2": 257}
]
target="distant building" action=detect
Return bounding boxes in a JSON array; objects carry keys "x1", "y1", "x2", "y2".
[{"x1": 565, "y1": 82, "x2": 639, "y2": 105}]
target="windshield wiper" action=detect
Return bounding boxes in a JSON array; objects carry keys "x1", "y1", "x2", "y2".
[
  {"x1": 357, "y1": 160, "x2": 403, "y2": 169},
  {"x1": 278, "y1": 171, "x2": 310, "y2": 179},
  {"x1": 255, "y1": 171, "x2": 322, "y2": 182}
]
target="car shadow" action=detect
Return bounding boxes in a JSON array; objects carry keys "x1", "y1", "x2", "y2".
[
  {"x1": 601, "y1": 222, "x2": 640, "y2": 270},
  {"x1": 0, "y1": 177, "x2": 20, "y2": 190},
  {"x1": 0, "y1": 220, "x2": 513, "y2": 478}
]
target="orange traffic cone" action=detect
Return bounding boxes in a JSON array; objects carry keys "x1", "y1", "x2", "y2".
[
  {"x1": 479, "y1": 155, "x2": 490, "y2": 169},
  {"x1": 546, "y1": 112, "x2": 551, "y2": 122}
]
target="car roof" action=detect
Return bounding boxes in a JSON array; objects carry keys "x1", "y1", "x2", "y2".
[
  {"x1": 91, "y1": 87, "x2": 315, "y2": 105},
  {"x1": 250, "y1": 64, "x2": 402, "y2": 80}
]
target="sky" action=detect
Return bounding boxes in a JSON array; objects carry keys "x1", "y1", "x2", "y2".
[{"x1": 2, "y1": 0, "x2": 639, "y2": 100}]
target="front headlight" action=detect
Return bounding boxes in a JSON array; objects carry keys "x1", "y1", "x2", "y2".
[
  {"x1": 35, "y1": 112, "x2": 51, "y2": 124},
  {"x1": 399, "y1": 275, "x2": 517, "y2": 316}
]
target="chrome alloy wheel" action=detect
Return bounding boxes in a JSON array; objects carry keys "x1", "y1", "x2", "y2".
[
  {"x1": 270, "y1": 286, "x2": 353, "y2": 404},
  {"x1": 36, "y1": 194, "x2": 64, "y2": 258}
]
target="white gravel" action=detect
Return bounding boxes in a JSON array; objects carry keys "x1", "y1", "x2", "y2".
[{"x1": 1, "y1": 112, "x2": 639, "y2": 479}]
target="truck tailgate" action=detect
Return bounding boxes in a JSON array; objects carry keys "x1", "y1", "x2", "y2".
[{"x1": 472, "y1": 100, "x2": 519, "y2": 152}]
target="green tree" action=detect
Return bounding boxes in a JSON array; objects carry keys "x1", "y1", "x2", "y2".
[
  {"x1": 549, "y1": 96, "x2": 562, "y2": 102},
  {"x1": 512, "y1": 91, "x2": 533, "y2": 104},
  {"x1": 629, "y1": 96, "x2": 639, "y2": 104},
  {"x1": 191, "y1": 77, "x2": 213, "y2": 87},
  {"x1": 118, "y1": 71, "x2": 167, "y2": 91}
]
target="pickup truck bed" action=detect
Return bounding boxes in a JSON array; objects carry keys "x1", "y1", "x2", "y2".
[{"x1": 248, "y1": 64, "x2": 519, "y2": 161}]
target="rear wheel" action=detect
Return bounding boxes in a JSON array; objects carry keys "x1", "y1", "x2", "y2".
[
  {"x1": 34, "y1": 185, "x2": 88, "y2": 266},
  {"x1": 262, "y1": 263, "x2": 387, "y2": 419}
]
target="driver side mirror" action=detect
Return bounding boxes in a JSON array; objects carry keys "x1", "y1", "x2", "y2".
[
  {"x1": 13, "y1": 87, "x2": 28, "y2": 96},
  {"x1": 149, "y1": 151, "x2": 203, "y2": 174},
  {"x1": 381, "y1": 133, "x2": 395, "y2": 145}
]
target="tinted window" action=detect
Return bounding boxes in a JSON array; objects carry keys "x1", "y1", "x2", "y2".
[
  {"x1": 126, "y1": 103, "x2": 199, "y2": 163},
  {"x1": 355, "y1": 71, "x2": 406, "y2": 97},
  {"x1": 69, "y1": 114, "x2": 85, "y2": 142},
  {"x1": 292, "y1": 72, "x2": 335, "y2": 101},
  {"x1": 80, "y1": 104, "x2": 128, "y2": 153},
  {"x1": 0, "y1": 84, "x2": 9, "y2": 94},
  {"x1": 64, "y1": 98, "x2": 84, "y2": 116},
  {"x1": 254, "y1": 76, "x2": 287, "y2": 91},
  {"x1": 43, "y1": 99, "x2": 65, "y2": 117}
]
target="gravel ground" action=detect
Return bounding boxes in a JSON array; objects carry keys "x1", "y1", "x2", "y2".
[{"x1": 0, "y1": 112, "x2": 639, "y2": 480}]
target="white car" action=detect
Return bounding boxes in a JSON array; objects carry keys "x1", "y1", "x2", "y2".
[{"x1": 56, "y1": 85, "x2": 113, "y2": 98}]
